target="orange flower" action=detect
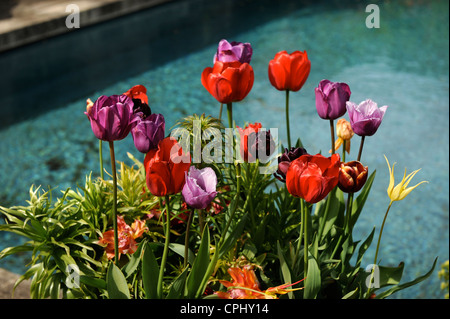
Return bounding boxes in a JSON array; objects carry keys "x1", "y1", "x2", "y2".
[
  {"x1": 98, "y1": 216, "x2": 148, "y2": 260},
  {"x1": 215, "y1": 265, "x2": 303, "y2": 299}
]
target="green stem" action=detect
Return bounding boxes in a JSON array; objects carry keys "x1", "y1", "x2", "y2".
[
  {"x1": 198, "y1": 208, "x2": 205, "y2": 237},
  {"x1": 157, "y1": 194, "x2": 171, "y2": 298},
  {"x1": 330, "y1": 119, "x2": 335, "y2": 155},
  {"x1": 303, "y1": 200, "x2": 309, "y2": 277},
  {"x1": 227, "y1": 102, "x2": 233, "y2": 129},
  {"x1": 184, "y1": 208, "x2": 194, "y2": 268},
  {"x1": 345, "y1": 192, "x2": 354, "y2": 235},
  {"x1": 108, "y1": 141, "x2": 118, "y2": 265},
  {"x1": 219, "y1": 103, "x2": 223, "y2": 122},
  {"x1": 367, "y1": 201, "x2": 393, "y2": 298},
  {"x1": 99, "y1": 140, "x2": 104, "y2": 179},
  {"x1": 285, "y1": 90, "x2": 291, "y2": 149},
  {"x1": 357, "y1": 136, "x2": 366, "y2": 162},
  {"x1": 342, "y1": 140, "x2": 346, "y2": 162}
]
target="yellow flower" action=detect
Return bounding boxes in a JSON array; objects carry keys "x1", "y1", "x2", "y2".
[
  {"x1": 384, "y1": 155, "x2": 427, "y2": 202},
  {"x1": 330, "y1": 118, "x2": 354, "y2": 154}
]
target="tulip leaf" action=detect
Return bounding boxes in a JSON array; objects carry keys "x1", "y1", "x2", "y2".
[
  {"x1": 186, "y1": 225, "x2": 211, "y2": 299},
  {"x1": 304, "y1": 253, "x2": 321, "y2": 299},
  {"x1": 106, "y1": 263, "x2": 130, "y2": 299},
  {"x1": 375, "y1": 257, "x2": 437, "y2": 299},
  {"x1": 166, "y1": 266, "x2": 189, "y2": 299},
  {"x1": 277, "y1": 241, "x2": 293, "y2": 299},
  {"x1": 350, "y1": 170, "x2": 376, "y2": 229},
  {"x1": 142, "y1": 242, "x2": 160, "y2": 299}
]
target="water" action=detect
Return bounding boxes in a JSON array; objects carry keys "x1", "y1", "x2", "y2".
[{"x1": 0, "y1": 0, "x2": 448, "y2": 298}]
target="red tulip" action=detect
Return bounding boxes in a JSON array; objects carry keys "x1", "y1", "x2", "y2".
[
  {"x1": 201, "y1": 61, "x2": 254, "y2": 104},
  {"x1": 286, "y1": 153, "x2": 340, "y2": 203},
  {"x1": 144, "y1": 137, "x2": 191, "y2": 196},
  {"x1": 268, "y1": 50, "x2": 311, "y2": 92},
  {"x1": 338, "y1": 161, "x2": 368, "y2": 193}
]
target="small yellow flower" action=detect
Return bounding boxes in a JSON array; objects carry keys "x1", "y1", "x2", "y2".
[
  {"x1": 384, "y1": 155, "x2": 427, "y2": 202},
  {"x1": 330, "y1": 119, "x2": 354, "y2": 154}
]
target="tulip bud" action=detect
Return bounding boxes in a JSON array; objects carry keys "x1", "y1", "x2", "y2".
[
  {"x1": 336, "y1": 118, "x2": 354, "y2": 140},
  {"x1": 338, "y1": 161, "x2": 368, "y2": 193},
  {"x1": 274, "y1": 147, "x2": 308, "y2": 182}
]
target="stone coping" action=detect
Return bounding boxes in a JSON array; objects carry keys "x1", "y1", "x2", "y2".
[{"x1": 0, "y1": 0, "x2": 173, "y2": 52}]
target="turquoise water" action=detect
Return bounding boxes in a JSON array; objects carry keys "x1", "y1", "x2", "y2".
[{"x1": 0, "y1": 0, "x2": 448, "y2": 298}]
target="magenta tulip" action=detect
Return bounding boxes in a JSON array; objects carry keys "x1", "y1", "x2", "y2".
[
  {"x1": 85, "y1": 94, "x2": 139, "y2": 141},
  {"x1": 213, "y1": 39, "x2": 253, "y2": 64},
  {"x1": 131, "y1": 113, "x2": 165, "y2": 153},
  {"x1": 182, "y1": 166, "x2": 218, "y2": 210},
  {"x1": 315, "y1": 79, "x2": 351, "y2": 120}
]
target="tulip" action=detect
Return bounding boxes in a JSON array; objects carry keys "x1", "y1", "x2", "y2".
[
  {"x1": 315, "y1": 79, "x2": 351, "y2": 120},
  {"x1": 85, "y1": 94, "x2": 139, "y2": 142},
  {"x1": 268, "y1": 50, "x2": 311, "y2": 92},
  {"x1": 274, "y1": 147, "x2": 309, "y2": 183},
  {"x1": 338, "y1": 161, "x2": 368, "y2": 193},
  {"x1": 213, "y1": 39, "x2": 252, "y2": 64},
  {"x1": 131, "y1": 113, "x2": 165, "y2": 153},
  {"x1": 346, "y1": 99, "x2": 388, "y2": 137},
  {"x1": 238, "y1": 122, "x2": 276, "y2": 163},
  {"x1": 182, "y1": 166, "x2": 218, "y2": 210},
  {"x1": 366, "y1": 156, "x2": 427, "y2": 298},
  {"x1": 384, "y1": 155, "x2": 427, "y2": 202},
  {"x1": 332, "y1": 118, "x2": 354, "y2": 157},
  {"x1": 201, "y1": 61, "x2": 254, "y2": 104},
  {"x1": 286, "y1": 153, "x2": 341, "y2": 204},
  {"x1": 144, "y1": 137, "x2": 191, "y2": 197},
  {"x1": 268, "y1": 50, "x2": 310, "y2": 148},
  {"x1": 123, "y1": 84, "x2": 151, "y2": 118}
]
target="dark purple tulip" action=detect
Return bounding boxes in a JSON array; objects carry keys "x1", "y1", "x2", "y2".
[
  {"x1": 85, "y1": 94, "x2": 139, "y2": 141},
  {"x1": 131, "y1": 113, "x2": 165, "y2": 153},
  {"x1": 213, "y1": 39, "x2": 253, "y2": 64},
  {"x1": 315, "y1": 79, "x2": 351, "y2": 120},
  {"x1": 346, "y1": 99, "x2": 388, "y2": 136},
  {"x1": 182, "y1": 166, "x2": 218, "y2": 210},
  {"x1": 274, "y1": 147, "x2": 308, "y2": 182}
]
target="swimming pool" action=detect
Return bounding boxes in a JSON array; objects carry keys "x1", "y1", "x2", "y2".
[{"x1": 0, "y1": 0, "x2": 448, "y2": 298}]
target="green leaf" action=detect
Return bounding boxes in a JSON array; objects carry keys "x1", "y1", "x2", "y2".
[
  {"x1": 106, "y1": 263, "x2": 130, "y2": 299},
  {"x1": 142, "y1": 242, "x2": 160, "y2": 299},
  {"x1": 186, "y1": 226, "x2": 211, "y2": 299},
  {"x1": 166, "y1": 267, "x2": 189, "y2": 299},
  {"x1": 304, "y1": 253, "x2": 321, "y2": 299},
  {"x1": 169, "y1": 243, "x2": 195, "y2": 265},
  {"x1": 375, "y1": 257, "x2": 438, "y2": 299},
  {"x1": 79, "y1": 276, "x2": 107, "y2": 290},
  {"x1": 277, "y1": 241, "x2": 293, "y2": 299},
  {"x1": 350, "y1": 170, "x2": 376, "y2": 229},
  {"x1": 219, "y1": 214, "x2": 247, "y2": 258}
]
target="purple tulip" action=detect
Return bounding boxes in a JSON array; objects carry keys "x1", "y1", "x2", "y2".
[
  {"x1": 182, "y1": 166, "x2": 218, "y2": 210},
  {"x1": 346, "y1": 99, "x2": 388, "y2": 136},
  {"x1": 274, "y1": 147, "x2": 309, "y2": 183},
  {"x1": 131, "y1": 113, "x2": 165, "y2": 153},
  {"x1": 315, "y1": 79, "x2": 351, "y2": 120},
  {"x1": 213, "y1": 39, "x2": 253, "y2": 64},
  {"x1": 85, "y1": 94, "x2": 139, "y2": 141}
]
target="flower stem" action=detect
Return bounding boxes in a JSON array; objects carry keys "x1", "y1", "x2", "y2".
[
  {"x1": 345, "y1": 192, "x2": 354, "y2": 235},
  {"x1": 285, "y1": 90, "x2": 291, "y2": 149},
  {"x1": 219, "y1": 103, "x2": 223, "y2": 122},
  {"x1": 184, "y1": 208, "x2": 194, "y2": 268},
  {"x1": 342, "y1": 140, "x2": 346, "y2": 162},
  {"x1": 108, "y1": 141, "x2": 118, "y2": 265},
  {"x1": 99, "y1": 140, "x2": 104, "y2": 179},
  {"x1": 329, "y1": 119, "x2": 335, "y2": 155},
  {"x1": 357, "y1": 135, "x2": 366, "y2": 162},
  {"x1": 367, "y1": 201, "x2": 393, "y2": 298},
  {"x1": 158, "y1": 194, "x2": 171, "y2": 298},
  {"x1": 227, "y1": 102, "x2": 233, "y2": 129},
  {"x1": 303, "y1": 199, "x2": 309, "y2": 277}
]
